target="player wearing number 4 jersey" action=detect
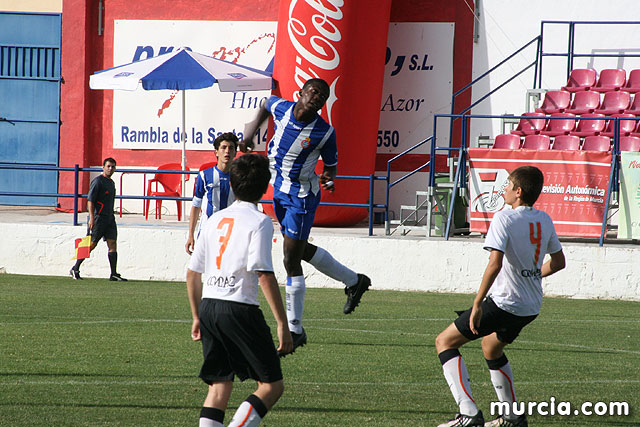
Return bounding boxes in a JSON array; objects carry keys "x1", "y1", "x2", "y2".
[
  {"x1": 241, "y1": 78, "x2": 371, "y2": 356},
  {"x1": 434, "y1": 166, "x2": 565, "y2": 427},
  {"x1": 187, "y1": 154, "x2": 293, "y2": 427}
]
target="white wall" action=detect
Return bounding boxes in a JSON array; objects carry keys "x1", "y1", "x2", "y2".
[
  {"x1": 470, "y1": 0, "x2": 640, "y2": 145},
  {"x1": 1, "y1": 221, "x2": 638, "y2": 301}
]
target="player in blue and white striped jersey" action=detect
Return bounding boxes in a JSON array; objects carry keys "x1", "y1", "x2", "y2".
[
  {"x1": 242, "y1": 79, "x2": 371, "y2": 355},
  {"x1": 185, "y1": 133, "x2": 237, "y2": 255}
]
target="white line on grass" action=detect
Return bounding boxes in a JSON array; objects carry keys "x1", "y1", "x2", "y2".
[{"x1": 1, "y1": 378, "x2": 638, "y2": 387}]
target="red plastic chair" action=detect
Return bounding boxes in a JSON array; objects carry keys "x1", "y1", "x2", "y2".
[
  {"x1": 620, "y1": 136, "x2": 640, "y2": 152},
  {"x1": 552, "y1": 135, "x2": 581, "y2": 151},
  {"x1": 540, "y1": 113, "x2": 576, "y2": 136},
  {"x1": 571, "y1": 114, "x2": 606, "y2": 137},
  {"x1": 592, "y1": 69, "x2": 626, "y2": 93},
  {"x1": 565, "y1": 91, "x2": 601, "y2": 115},
  {"x1": 199, "y1": 161, "x2": 217, "y2": 172},
  {"x1": 621, "y1": 69, "x2": 640, "y2": 93},
  {"x1": 582, "y1": 136, "x2": 611, "y2": 152},
  {"x1": 145, "y1": 163, "x2": 190, "y2": 221},
  {"x1": 534, "y1": 90, "x2": 571, "y2": 114},
  {"x1": 510, "y1": 112, "x2": 546, "y2": 136},
  {"x1": 522, "y1": 134, "x2": 551, "y2": 150},
  {"x1": 594, "y1": 91, "x2": 630, "y2": 115},
  {"x1": 492, "y1": 134, "x2": 521, "y2": 149},
  {"x1": 623, "y1": 92, "x2": 640, "y2": 115},
  {"x1": 601, "y1": 114, "x2": 636, "y2": 137},
  {"x1": 562, "y1": 69, "x2": 596, "y2": 92}
]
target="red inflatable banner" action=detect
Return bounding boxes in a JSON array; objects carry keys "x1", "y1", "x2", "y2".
[
  {"x1": 269, "y1": 0, "x2": 392, "y2": 225},
  {"x1": 468, "y1": 148, "x2": 613, "y2": 237}
]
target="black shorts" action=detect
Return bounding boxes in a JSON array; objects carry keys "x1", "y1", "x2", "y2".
[
  {"x1": 90, "y1": 215, "x2": 117, "y2": 242},
  {"x1": 454, "y1": 297, "x2": 537, "y2": 344},
  {"x1": 198, "y1": 298, "x2": 282, "y2": 385}
]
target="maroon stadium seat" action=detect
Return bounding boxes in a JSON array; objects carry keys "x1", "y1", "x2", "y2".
[
  {"x1": 571, "y1": 113, "x2": 606, "y2": 137},
  {"x1": 582, "y1": 135, "x2": 611, "y2": 152},
  {"x1": 592, "y1": 69, "x2": 626, "y2": 93},
  {"x1": 552, "y1": 135, "x2": 581, "y2": 150},
  {"x1": 594, "y1": 91, "x2": 630, "y2": 115},
  {"x1": 492, "y1": 134, "x2": 521, "y2": 149},
  {"x1": 522, "y1": 134, "x2": 551, "y2": 150},
  {"x1": 621, "y1": 69, "x2": 640, "y2": 93},
  {"x1": 510, "y1": 112, "x2": 546, "y2": 136},
  {"x1": 619, "y1": 136, "x2": 640, "y2": 152},
  {"x1": 540, "y1": 113, "x2": 576, "y2": 136},
  {"x1": 601, "y1": 114, "x2": 636, "y2": 137},
  {"x1": 534, "y1": 90, "x2": 571, "y2": 114},
  {"x1": 623, "y1": 92, "x2": 640, "y2": 115},
  {"x1": 562, "y1": 68, "x2": 596, "y2": 92},
  {"x1": 565, "y1": 90, "x2": 601, "y2": 115}
]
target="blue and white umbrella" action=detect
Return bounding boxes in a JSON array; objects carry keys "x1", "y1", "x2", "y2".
[{"x1": 89, "y1": 48, "x2": 272, "y2": 212}]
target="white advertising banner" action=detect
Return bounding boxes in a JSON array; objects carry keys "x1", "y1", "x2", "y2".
[
  {"x1": 112, "y1": 20, "x2": 276, "y2": 151},
  {"x1": 618, "y1": 151, "x2": 640, "y2": 239}
]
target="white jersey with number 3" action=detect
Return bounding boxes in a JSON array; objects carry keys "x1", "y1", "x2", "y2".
[
  {"x1": 188, "y1": 200, "x2": 274, "y2": 306},
  {"x1": 484, "y1": 206, "x2": 562, "y2": 316}
]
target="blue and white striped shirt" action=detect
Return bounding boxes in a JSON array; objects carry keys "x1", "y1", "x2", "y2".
[
  {"x1": 192, "y1": 166, "x2": 234, "y2": 218},
  {"x1": 266, "y1": 96, "x2": 338, "y2": 198}
]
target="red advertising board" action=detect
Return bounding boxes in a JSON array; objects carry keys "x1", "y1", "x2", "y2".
[{"x1": 468, "y1": 148, "x2": 613, "y2": 237}]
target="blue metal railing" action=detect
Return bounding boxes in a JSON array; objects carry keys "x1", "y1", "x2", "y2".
[{"x1": 0, "y1": 164, "x2": 388, "y2": 236}]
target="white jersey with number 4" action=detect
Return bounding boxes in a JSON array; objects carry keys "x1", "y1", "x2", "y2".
[
  {"x1": 188, "y1": 200, "x2": 274, "y2": 306},
  {"x1": 484, "y1": 206, "x2": 562, "y2": 316}
]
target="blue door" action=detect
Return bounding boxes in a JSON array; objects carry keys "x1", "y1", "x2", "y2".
[{"x1": 0, "y1": 12, "x2": 61, "y2": 206}]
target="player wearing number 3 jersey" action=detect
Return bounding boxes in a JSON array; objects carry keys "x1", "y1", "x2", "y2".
[
  {"x1": 433, "y1": 166, "x2": 565, "y2": 427},
  {"x1": 186, "y1": 154, "x2": 292, "y2": 427}
]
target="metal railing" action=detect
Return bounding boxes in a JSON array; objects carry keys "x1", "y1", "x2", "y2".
[{"x1": 0, "y1": 164, "x2": 388, "y2": 237}]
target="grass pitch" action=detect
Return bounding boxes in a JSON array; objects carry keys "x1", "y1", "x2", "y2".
[{"x1": 0, "y1": 274, "x2": 638, "y2": 426}]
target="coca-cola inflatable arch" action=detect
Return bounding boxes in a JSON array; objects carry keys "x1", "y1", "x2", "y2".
[{"x1": 266, "y1": 0, "x2": 392, "y2": 226}]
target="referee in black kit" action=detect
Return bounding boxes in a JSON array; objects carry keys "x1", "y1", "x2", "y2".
[{"x1": 70, "y1": 157, "x2": 127, "y2": 281}]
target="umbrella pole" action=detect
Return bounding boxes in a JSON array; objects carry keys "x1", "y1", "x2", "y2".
[{"x1": 181, "y1": 89, "x2": 186, "y2": 221}]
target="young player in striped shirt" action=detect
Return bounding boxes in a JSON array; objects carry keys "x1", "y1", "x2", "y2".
[{"x1": 241, "y1": 78, "x2": 372, "y2": 355}]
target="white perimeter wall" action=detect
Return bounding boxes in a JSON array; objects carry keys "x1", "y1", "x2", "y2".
[
  {"x1": 470, "y1": 0, "x2": 640, "y2": 145},
  {"x1": 1, "y1": 222, "x2": 639, "y2": 302}
]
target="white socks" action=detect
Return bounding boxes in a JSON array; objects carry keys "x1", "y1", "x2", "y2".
[
  {"x1": 199, "y1": 419, "x2": 223, "y2": 427},
  {"x1": 487, "y1": 355, "x2": 516, "y2": 417},
  {"x1": 228, "y1": 395, "x2": 268, "y2": 427},
  {"x1": 286, "y1": 276, "x2": 305, "y2": 334},
  {"x1": 439, "y1": 349, "x2": 478, "y2": 416},
  {"x1": 308, "y1": 247, "x2": 358, "y2": 286}
]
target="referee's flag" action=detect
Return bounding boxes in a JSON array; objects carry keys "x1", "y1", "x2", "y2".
[{"x1": 73, "y1": 236, "x2": 91, "y2": 260}]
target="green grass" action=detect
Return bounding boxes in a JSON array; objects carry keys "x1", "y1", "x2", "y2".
[{"x1": 0, "y1": 274, "x2": 638, "y2": 426}]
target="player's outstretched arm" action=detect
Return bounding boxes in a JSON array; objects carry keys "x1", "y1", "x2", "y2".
[
  {"x1": 240, "y1": 105, "x2": 271, "y2": 153},
  {"x1": 470, "y1": 250, "x2": 503, "y2": 334},
  {"x1": 185, "y1": 206, "x2": 201, "y2": 255},
  {"x1": 541, "y1": 249, "x2": 566, "y2": 278},
  {"x1": 258, "y1": 271, "x2": 293, "y2": 355},
  {"x1": 186, "y1": 269, "x2": 203, "y2": 341}
]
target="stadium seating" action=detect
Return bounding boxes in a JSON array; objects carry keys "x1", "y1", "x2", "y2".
[
  {"x1": 571, "y1": 113, "x2": 606, "y2": 137},
  {"x1": 552, "y1": 135, "x2": 581, "y2": 150},
  {"x1": 522, "y1": 134, "x2": 551, "y2": 150},
  {"x1": 540, "y1": 113, "x2": 576, "y2": 136},
  {"x1": 623, "y1": 92, "x2": 640, "y2": 115},
  {"x1": 621, "y1": 69, "x2": 640, "y2": 93},
  {"x1": 601, "y1": 114, "x2": 636, "y2": 137},
  {"x1": 582, "y1": 135, "x2": 611, "y2": 151},
  {"x1": 620, "y1": 136, "x2": 640, "y2": 152},
  {"x1": 594, "y1": 91, "x2": 630, "y2": 115},
  {"x1": 510, "y1": 112, "x2": 546, "y2": 136},
  {"x1": 535, "y1": 90, "x2": 571, "y2": 114},
  {"x1": 565, "y1": 90, "x2": 601, "y2": 114},
  {"x1": 492, "y1": 134, "x2": 521, "y2": 149},
  {"x1": 592, "y1": 69, "x2": 626, "y2": 93},
  {"x1": 562, "y1": 68, "x2": 596, "y2": 92},
  {"x1": 145, "y1": 163, "x2": 190, "y2": 221}
]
